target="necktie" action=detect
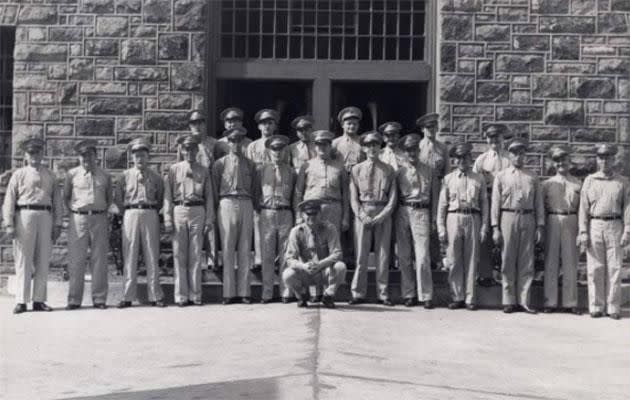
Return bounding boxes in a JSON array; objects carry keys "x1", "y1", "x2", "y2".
[{"x1": 366, "y1": 161, "x2": 375, "y2": 195}]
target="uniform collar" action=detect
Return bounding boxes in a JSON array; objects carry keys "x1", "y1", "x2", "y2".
[{"x1": 593, "y1": 171, "x2": 615, "y2": 179}]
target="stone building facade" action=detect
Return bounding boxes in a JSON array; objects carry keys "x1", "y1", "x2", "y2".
[{"x1": 0, "y1": 0, "x2": 628, "y2": 269}]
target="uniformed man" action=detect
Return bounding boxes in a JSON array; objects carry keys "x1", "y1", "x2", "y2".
[
  {"x1": 437, "y1": 142, "x2": 488, "y2": 310},
  {"x1": 64, "y1": 139, "x2": 113, "y2": 310},
  {"x1": 213, "y1": 127, "x2": 256, "y2": 304},
  {"x1": 333, "y1": 106, "x2": 365, "y2": 173},
  {"x1": 473, "y1": 124, "x2": 511, "y2": 286},
  {"x1": 3, "y1": 138, "x2": 62, "y2": 314},
  {"x1": 116, "y1": 138, "x2": 166, "y2": 308},
  {"x1": 395, "y1": 133, "x2": 434, "y2": 308},
  {"x1": 289, "y1": 115, "x2": 315, "y2": 173},
  {"x1": 349, "y1": 132, "x2": 397, "y2": 306},
  {"x1": 416, "y1": 113, "x2": 449, "y2": 271},
  {"x1": 578, "y1": 143, "x2": 629, "y2": 320},
  {"x1": 541, "y1": 145, "x2": 581, "y2": 315},
  {"x1": 378, "y1": 121, "x2": 404, "y2": 171},
  {"x1": 164, "y1": 135, "x2": 215, "y2": 307},
  {"x1": 254, "y1": 135, "x2": 296, "y2": 303},
  {"x1": 491, "y1": 138, "x2": 544, "y2": 314},
  {"x1": 294, "y1": 130, "x2": 350, "y2": 302},
  {"x1": 283, "y1": 199, "x2": 347, "y2": 308},
  {"x1": 216, "y1": 107, "x2": 252, "y2": 158}
]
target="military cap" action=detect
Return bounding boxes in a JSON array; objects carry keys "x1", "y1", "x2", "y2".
[
  {"x1": 484, "y1": 123, "x2": 507, "y2": 138},
  {"x1": 416, "y1": 112, "x2": 439, "y2": 128},
  {"x1": 449, "y1": 142, "x2": 473, "y2": 158},
  {"x1": 549, "y1": 145, "x2": 570, "y2": 161},
  {"x1": 188, "y1": 110, "x2": 205, "y2": 123},
  {"x1": 20, "y1": 137, "x2": 45, "y2": 153},
  {"x1": 254, "y1": 109, "x2": 279, "y2": 123},
  {"x1": 337, "y1": 106, "x2": 362, "y2": 123},
  {"x1": 298, "y1": 199, "x2": 322, "y2": 215},
  {"x1": 224, "y1": 126, "x2": 247, "y2": 141},
  {"x1": 312, "y1": 130, "x2": 335, "y2": 144},
  {"x1": 128, "y1": 137, "x2": 151, "y2": 153},
  {"x1": 264, "y1": 135, "x2": 290, "y2": 150},
  {"x1": 220, "y1": 107, "x2": 244, "y2": 121},
  {"x1": 177, "y1": 135, "x2": 200, "y2": 149},
  {"x1": 507, "y1": 138, "x2": 528, "y2": 153},
  {"x1": 74, "y1": 139, "x2": 98, "y2": 155},
  {"x1": 595, "y1": 143, "x2": 617, "y2": 157},
  {"x1": 360, "y1": 131, "x2": 383, "y2": 146},
  {"x1": 291, "y1": 115, "x2": 314, "y2": 129},
  {"x1": 378, "y1": 121, "x2": 402, "y2": 135},
  {"x1": 398, "y1": 133, "x2": 422, "y2": 150}
]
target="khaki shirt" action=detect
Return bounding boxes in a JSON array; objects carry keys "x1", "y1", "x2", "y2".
[
  {"x1": 379, "y1": 147, "x2": 404, "y2": 171},
  {"x1": 542, "y1": 174, "x2": 581, "y2": 213},
  {"x1": 64, "y1": 165, "x2": 112, "y2": 212},
  {"x1": 212, "y1": 153, "x2": 255, "y2": 198},
  {"x1": 177, "y1": 136, "x2": 218, "y2": 170},
  {"x1": 473, "y1": 149, "x2": 511, "y2": 190},
  {"x1": 437, "y1": 169, "x2": 488, "y2": 236},
  {"x1": 285, "y1": 221, "x2": 342, "y2": 270},
  {"x1": 350, "y1": 158, "x2": 397, "y2": 221},
  {"x1": 2, "y1": 165, "x2": 63, "y2": 227},
  {"x1": 289, "y1": 141, "x2": 315, "y2": 172},
  {"x1": 246, "y1": 136, "x2": 291, "y2": 165},
  {"x1": 491, "y1": 166, "x2": 545, "y2": 227},
  {"x1": 396, "y1": 159, "x2": 433, "y2": 204},
  {"x1": 578, "y1": 171, "x2": 630, "y2": 234},
  {"x1": 254, "y1": 162, "x2": 296, "y2": 209},
  {"x1": 163, "y1": 161, "x2": 215, "y2": 226},
  {"x1": 116, "y1": 167, "x2": 164, "y2": 208},
  {"x1": 332, "y1": 134, "x2": 365, "y2": 172}
]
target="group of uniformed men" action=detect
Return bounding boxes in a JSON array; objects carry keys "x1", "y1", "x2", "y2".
[{"x1": 3, "y1": 106, "x2": 628, "y2": 320}]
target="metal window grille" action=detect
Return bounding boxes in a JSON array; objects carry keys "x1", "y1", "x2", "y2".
[
  {"x1": 220, "y1": 0, "x2": 426, "y2": 61},
  {"x1": 0, "y1": 27, "x2": 14, "y2": 173}
]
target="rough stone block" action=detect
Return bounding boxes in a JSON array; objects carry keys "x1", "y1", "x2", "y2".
[
  {"x1": 46, "y1": 124, "x2": 74, "y2": 137},
  {"x1": 531, "y1": 126, "x2": 569, "y2": 141},
  {"x1": 598, "y1": 13, "x2": 628, "y2": 33},
  {"x1": 14, "y1": 44, "x2": 67, "y2": 62},
  {"x1": 452, "y1": 105, "x2": 494, "y2": 115},
  {"x1": 458, "y1": 44, "x2": 484, "y2": 58},
  {"x1": 571, "y1": 0, "x2": 597, "y2": 15},
  {"x1": 544, "y1": 101, "x2": 584, "y2": 125},
  {"x1": 498, "y1": 6, "x2": 528, "y2": 22},
  {"x1": 117, "y1": 117, "x2": 143, "y2": 131},
  {"x1": 598, "y1": 58, "x2": 630, "y2": 74},
  {"x1": 603, "y1": 101, "x2": 630, "y2": 113},
  {"x1": 171, "y1": 64, "x2": 203, "y2": 91},
  {"x1": 620, "y1": 79, "x2": 630, "y2": 99},
  {"x1": 191, "y1": 33, "x2": 205, "y2": 63},
  {"x1": 533, "y1": 76, "x2": 567, "y2": 98},
  {"x1": 533, "y1": 0, "x2": 570, "y2": 14},
  {"x1": 116, "y1": 0, "x2": 142, "y2": 13},
  {"x1": 49, "y1": 27, "x2": 83, "y2": 42},
  {"x1": 539, "y1": 16, "x2": 595, "y2": 33},
  {"x1": 87, "y1": 97, "x2": 142, "y2": 115},
  {"x1": 29, "y1": 107, "x2": 59, "y2": 122},
  {"x1": 548, "y1": 62, "x2": 596, "y2": 74},
  {"x1": 121, "y1": 39, "x2": 157, "y2": 65},
  {"x1": 612, "y1": 0, "x2": 630, "y2": 12},
  {"x1": 570, "y1": 78, "x2": 615, "y2": 99},
  {"x1": 96, "y1": 16, "x2": 128, "y2": 37},
  {"x1": 59, "y1": 82, "x2": 78, "y2": 105},
  {"x1": 68, "y1": 58, "x2": 94, "y2": 80},
  {"x1": 47, "y1": 65, "x2": 67, "y2": 80},
  {"x1": 145, "y1": 112, "x2": 189, "y2": 131},
  {"x1": 582, "y1": 45, "x2": 616, "y2": 56},
  {"x1": 571, "y1": 128, "x2": 616, "y2": 142},
  {"x1": 158, "y1": 94, "x2": 192, "y2": 109},
  {"x1": 513, "y1": 35, "x2": 550, "y2": 51},
  {"x1": 441, "y1": 44, "x2": 456, "y2": 73},
  {"x1": 552, "y1": 36, "x2": 579, "y2": 60},
  {"x1": 458, "y1": 60, "x2": 475, "y2": 73},
  {"x1": 13, "y1": 93, "x2": 27, "y2": 121},
  {"x1": 17, "y1": 6, "x2": 57, "y2": 25},
  {"x1": 81, "y1": 0, "x2": 115, "y2": 13},
  {"x1": 620, "y1": 118, "x2": 630, "y2": 143},
  {"x1": 76, "y1": 118, "x2": 115, "y2": 136},
  {"x1": 475, "y1": 24, "x2": 510, "y2": 41},
  {"x1": 477, "y1": 82, "x2": 509, "y2": 103},
  {"x1": 496, "y1": 54, "x2": 544, "y2": 72},
  {"x1": 511, "y1": 90, "x2": 531, "y2": 104},
  {"x1": 114, "y1": 67, "x2": 168, "y2": 81},
  {"x1": 159, "y1": 34, "x2": 189, "y2": 60},
  {"x1": 496, "y1": 106, "x2": 543, "y2": 121},
  {"x1": 440, "y1": 75, "x2": 475, "y2": 103},
  {"x1": 441, "y1": 0, "x2": 482, "y2": 12},
  {"x1": 80, "y1": 82, "x2": 127, "y2": 95},
  {"x1": 30, "y1": 93, "x2": 56, "y2": 105},
  {"x1": 174, "y1": 0, "x2": 206, "y2": 31},
  {"x1": 452, "y1": 117, "x2": 479, "y2": 132},
  {"x1": 145, "y1": 0, "x2": 171, "y2": 23},
  {"x1": 477, "y1": 60, "x2": 493, "y2": 79},
  {"x1": 85, "y1": 39, "x2": 118, "y2": 56},
  {"x1": 442, "y1": 15, "x2": 473, "y2": 40}
]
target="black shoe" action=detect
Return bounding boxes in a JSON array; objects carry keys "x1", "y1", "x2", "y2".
[
  {"x1": 569, "y1": 307, "x2": 582, "y2": 315},
  {"x1": 32, "y1": 302, "x2": 53, "y2": 312},
  {"x1": 543, "y1": 307, "x2": 554, "y2": 313},
  {"x1": 242, "y1": 297, "x2": 252, "y2": 304},
  {"x1": 348, "y1": 298, "x2": 365, "y2": 305},
  {"x1": 155, "y1": 301, "x2": 167, "y2": 308},
  {"x1": 466, "y1": 304, "x2": 477, "y2": 311},
  {"x1": 403, "y1": 298, "x2": 416, "y2": 307},
  {"x1": 186, "y1": 300, "x2": 195, "y2": 306},
  {"x1": 176, "y1": 301, "x2": 187, "y2": 307},
  {"x1": 261, "y1": 298, "x2": 273, "y2": 304},
  {"x1": 311, "y1": 295, "x2": 323, "y2": 303},
  {"x1": 520, "y1": 305, "x2": 538, "y2": 315},
  {"x1": 590, "y1": 311, "x2": 603, "y2": 318},
  {"x1": 222, "y1": 297, "x2": 236, "y2": 305},
  {"x1": 423, "y1": 300, "x2": 434, "y2": 310},
  {"x1": 322, "y1": 295, "x2": 335, "y2": 309},
  {"x1": 448, "y1": 301, "x2": 464, "y2": 310},
  {"x1": 503, "y1": 305, "x2": 516, "y2": 314},
  {"x1": 13, "y1": 303, "x2": 26, "y2": 314},
  {"x1": 608, "y1": 313, "x2": 621, "y2": 320},
  {"x1": 297, "y1": 299, "x2": 308, "y2": 308},
  {"x1": 382, "y1": 298, "x2": 394, "y2": 306},
  {"x1": 93, "y1": 303, "x2": 107, "y2": 310},
  {"x1": 117, "y1": 301, "x2": 132, "y2": 309},
  {"x1": 281, "y1": 297, "x2": 292, "y2": 304},
  {"x1": 66, "y1": 304, "x2": 81, "y2": 310},
  {"x1": 192, "y1": 300, "x2": 202, "y2": 306}
]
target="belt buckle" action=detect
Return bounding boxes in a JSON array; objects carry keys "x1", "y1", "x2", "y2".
[{"x1": 87, "y1": 210, "x2": 93, "y2": 216}]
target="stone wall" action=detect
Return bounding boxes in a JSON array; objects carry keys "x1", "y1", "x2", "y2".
[
  {"x1": 439, "y1": 0, "x2": 630, "y2": 177},
  {"x1": 0, "y1": 0, "x2": 206, "y2": 267}
]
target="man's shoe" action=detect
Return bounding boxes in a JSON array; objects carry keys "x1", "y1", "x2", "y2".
[
  {"x1": 503, "y1": 305, "x2": 516, "y2": 313},
  {"x1": 543, "y1": 307, "x2": 554, "y2": 313},
  {"x1": 93, "y1": 303, "x2": 107, "y2": 310},
  {"x1": 222, "y1": 297, "x2": 235, "y2": 305},
  {"x1": 348, "y1": 298, "x2": 365, "y2": 305},
  {"x1": 322, "y1": 295, "x2": 335, "y2": 309},
  {"x1": 608, "y1": 313, "x2": 621, "y2": 320},
  {"x1": 297, "y1": 299, "x2": 308, "y2": 308},
  {"x1": 155, "y1": 301, "x2": 167, "y2": 308},
  {"x1": 66, "y1": 304, "x2": 81, "y2": 311},
  {"x1": 281, "y1": 297, "x2": 293, "y2": 304},
  {"x1": 242, "y1": 297, "x2": 253, "y2": 304},
  {"x1": 590, "y1": 311, "x2": 603, "y2": 318},
  {"x1": 13, "y1": 303, "x2": 26, "y2": 314},
  {"x1": 117, "y1": 301, "x2": 132, "y2": 309},
  {"x1": 176, "y1": 301, "x2": 187, "y2": 307},
  {"x1": 382, "y1": 298, "x2": 394, "y2": 306},
  {"x1": 403, "y1": 298, "x2": 416, "y2": 307},
  {"x1": 466, "y1": 304, "x2": 477, "y2": 311},
  {"x1": 186, "y1": 300, "x2": 195, "y2": 306},
  {"x1": 448, "y1": 301, "x2": 464, "y2": 310},
  {"x1": 192, "y1": 300, "x2": 202, "y2": 306},
  {"x1": 311, "y1": 295, "x2": 323, "y2": 303},
  {"x1": 32, "y1": 302, "x2": 53, "y2": 312},
  {"x1": 520, "y1": 305, "x2": 538, "y2": 315},
  {"x1": 261, "y1": 298, "x2": 273, "y2": 304},
  {"x1": 569, "y1": 307, "x2": 582, "y2": 315},
  {"x1": 423, "y1": 300, "x2": 434, "y2": 310}
]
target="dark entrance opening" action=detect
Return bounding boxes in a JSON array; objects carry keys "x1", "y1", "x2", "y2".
[
  {"x1": 216, "y1": 79, "x2": 312, "y2": 141},
  {"x1": 330, "y1": 81, "x2": 427, "y2": 135}
]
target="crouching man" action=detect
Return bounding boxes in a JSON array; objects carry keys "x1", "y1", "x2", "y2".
[{"x1": 283, "y1": 199, "x2": 347, "y2": 308}]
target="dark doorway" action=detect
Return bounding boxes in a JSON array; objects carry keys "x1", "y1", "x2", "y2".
[
  {"x1": 0, "y1": 26, "x2": 14, "y2": 172},
  {"x1": 330, "y1": 81, "x2": 427, "y2": 135},
  {"x1": 216, "y1": 79, "x2": 312, "y2": 141}
]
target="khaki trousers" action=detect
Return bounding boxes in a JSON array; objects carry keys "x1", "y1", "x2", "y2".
[
  {"x1": 396, "y1": 206, "x2": 432, "y2": 301},
  {"x1": 445, "y1": 213, "x2": 480, "y2": 304},
  {"x1": 260, "y1": 208, "x2": 293, "y2": 300},
  {"x1": 67, "y1": 213, "x2": 109, "y2": 306},
  {"x1": 13, "y1": 210, "x2": 52, "y2": 304},
  {"x1": 122, "y1": 209, "x2": 163, "y2": 302},
  {"x1": 499, "y1": 212, "x2": 535, "y2": 306},
  {"x1": 253, "y1": 211, "x2": 261, "y2": 265},
  {"x1": 283, "y1": 262, "x2": 347, "y2": 298},
  {"x1": 311, "y1": 201, "x2": 343, "y2": 296},
  {"x1": 543, "y1": 214, "x2": 578, "y2": 308},
  {"x1": 478, "y1": 191, "x2": 496, "y2": 279},
  {"x1": 218, "y1": 198, "x2": 253, "y2": 298},
  {"x1": 172, "y1": 205, "x2": 205, "y2": 303},
  {"x1": 351, "y1": 204, "x2": 391, "y2": 300},
  {"x1": 586, "y1": 219, "x2": 623, "y2": 314}
]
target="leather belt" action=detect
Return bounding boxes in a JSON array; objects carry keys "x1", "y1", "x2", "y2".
[
  {"x1": 448, "y1": 208, "x2": 479, "y2": 215},
  {"x1": 17, "y1": 205, "x2": 51, "y2": 211},
  {"x1": 174, "y1": 201, "x2": 204, "y2": 207},
  {"x1": 501, "y1": 208, "x2": 533, "y2": 214},
  {"x1": 219, "y1": 195, "x2": 251, "y2": 200},
  {"x1": 261, "y1": 205, "x2": 292, "y2": 211},
  {"x1": 72, "y1": 209, "x2": 106, "y2": 215},
  {"x1": 548, "y1": 211, "x2": 577, "y2": 216},
  {"x1": 125, "y1": 204, "x2": 158, "y2": 210},
  {"x1": 401, "y1": 202, "x2": 429, "y2": 209},
  {"x1": 590, "y1": 215, "x2": 621, "y2": 221}
]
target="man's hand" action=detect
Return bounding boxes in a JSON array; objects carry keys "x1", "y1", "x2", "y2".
[
  {"x1": 204, "y1": 222, "x2": 214, "y2": 235},
  {"x1": 535, "y1": 226, "x2": 543, "y2": 245},
  {"x1": 492, "y1": 227, "x2": 502, "y2": 247},
  {"x1": 577, "y1": 233, "x2": 589, "y2": 254},
  {"x1": 306, "y1": 261, "x2": 321, "y2": 275},
  {"x1": 621, "y1": 231, "x2": 630, "y2": 247},
  {"x1": 52, "y1": 225, "x2": 61, "y2": 242},
  {"x1": 480, "y1": 225, "x2": 488, "y2": 243},
  {"x1": 438, "y1": 230, "x2": 447, "y2": 245},
  {"x1": 5, "y1": 226, "x2": 15, "y2": 240}
]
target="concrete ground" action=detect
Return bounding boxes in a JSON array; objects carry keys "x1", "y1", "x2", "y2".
[{"x1": 1, "y1": 282, "x2": 629, "y2": 400}]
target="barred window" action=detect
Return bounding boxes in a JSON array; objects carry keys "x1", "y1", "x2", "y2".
[
  {"x1": 220, "y1": 0, "x2": 426, "y2": 61},
  {"x1": 0, "y1": 27, "x2": 14, "y2": 172}
]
